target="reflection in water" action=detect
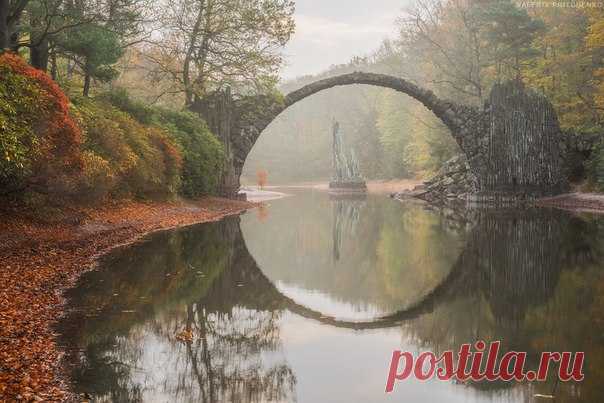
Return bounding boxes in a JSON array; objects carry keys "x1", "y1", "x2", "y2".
[
  {"x1": 403, "y1": 207, "x2": 604, "y2": 401},
  {"x1": 60, "y1": 191, "x2": 604, "y2": 402},
  {"x1": 61, "y1": 220, "x2": 295, "y2": 402},
  {"x1": 332, "y1": 197, "x2": 364, "y2": 261},
  {"x1": 242, "y1": 191, "x2": 466, "y2": 319}
]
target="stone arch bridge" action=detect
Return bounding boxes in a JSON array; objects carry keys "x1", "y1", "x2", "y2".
[{"x1": 193, "y1": 72, "x2": 568, "y2": 202}]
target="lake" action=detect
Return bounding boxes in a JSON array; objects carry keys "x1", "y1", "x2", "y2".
[{"x1": 60, "y1": 189, "x2": 604, "y2": 402}]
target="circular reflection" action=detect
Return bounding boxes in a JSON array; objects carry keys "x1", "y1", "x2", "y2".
[{"x1": 240, "y1": 190, "x2": 467, "y2": 322}]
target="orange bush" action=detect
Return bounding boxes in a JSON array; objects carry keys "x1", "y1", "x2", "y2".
[
  {"x1": 0, "y1": 52, "x2": 82, "y2": 194},
  {"x1": 256, "y1": 169, "x2": 268, "y2": 189},
  {"x1": 72, "y1": 96, "x2": 184, "y2": 199},
  {"x1": 1, "y1": 53, "x2": 186, "y2": 203}
]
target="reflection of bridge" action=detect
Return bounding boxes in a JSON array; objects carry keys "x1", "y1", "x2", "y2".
[
  {"x1": 199, "y1": 215, "x2": 468, "y2": 329},
  {"x1": 202, "y1": 207, "x2": 579, "y2": 330},
  {"x1": 194, "y1": 73, "x2": 568, "y2": 201},
  {"x1": 256, "y1": 255, "x2": 469, "y2": 330}
]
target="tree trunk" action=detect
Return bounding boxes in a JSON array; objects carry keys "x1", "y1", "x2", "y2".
[
  {"x1": 3, "y1": 0, "x2": 29, "y2": 50},
  {"x1": 183, "y1": 0, "x2": 206, "y2": 107},
  {"x1": 67, "y1": 60, "x2": 74, "y2": 80},
  {"x1": 0, "y1": 1, "x2": 9, "y2": 50},
  {"x1": 30, "y1": 38, "x2": 49, "y2": 71},
  {"x1": 83, "y1": 72, "x2": 91, "y2": 97},
  {"x1": 9, "y1": 30, "x2": 19, "y2": 51},
  {"x1": 50, "y1": 49, "x2": 57, "y2": 80}
]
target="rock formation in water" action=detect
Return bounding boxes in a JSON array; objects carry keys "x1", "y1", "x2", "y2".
[{"x1": 329, "y1": 121, "x2": 366, "y2": 190}]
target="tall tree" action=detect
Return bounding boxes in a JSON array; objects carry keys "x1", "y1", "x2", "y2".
[
  {"x1": 148, "y1": 0, "x2": 295, "y2": 106},
  {"x1": 50, "y1": 0, "x2": 148, "y2": 93},
  {"x1": 399, "y1": 0, "x2": 486, "y2": 104},
  {"x1": 473, "y1": 1, "x2": 544, "y2": 81},
  {"x1": 1, "y1": 0, "x2": 147, "y2": 71},
  {"x1": 58, "y1": 23, "x2": 123, "y2": 95},
  {"x1": 523, "y1": 6, "x2": 604, "y2": 129},
  {"x1": 0, "y1": 1, "x2": 9, "y2": 50},
  {"x1": 397, "y1": 0, "x2": 543, "y2": 104}
]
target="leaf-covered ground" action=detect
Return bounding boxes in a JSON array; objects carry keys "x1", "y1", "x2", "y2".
[{"x1": 0, "y1": 197, "x2": 255, "y2": 402}]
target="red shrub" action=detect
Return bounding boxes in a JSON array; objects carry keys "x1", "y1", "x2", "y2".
[{"x1": 0, "y1": 53, "x2": 82, "y2": 192}]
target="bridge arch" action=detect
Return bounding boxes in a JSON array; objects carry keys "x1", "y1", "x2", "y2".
[
  {"x1": 281, "y1": 72, "x2": 467, "y2": 139},
  {"x1": 230, "y1": 207, "x2": 567, "y2": 330},
  {"x1": 241, "y1": 72, "x2": 479, "y2": 172},
  {"x1": 194, "y1": 73, "x2": 566, "y2": 200},
  {"x1": 233, "y1": 207, "x2": 475, "y2": 331}
]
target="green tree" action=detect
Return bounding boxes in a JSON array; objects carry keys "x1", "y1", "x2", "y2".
[
  {"x1": 1, "y1": 0, "x2": 147, "y2": 76},
  {"x1": 473, "y1": 0, "x2": 544, "y2": 81},
  {"x1": 149, "y1": 0, "x2": 296, "y2": 106},
  {"x1": 58, "y1": 23, "x2": 123, "y2": 96}
]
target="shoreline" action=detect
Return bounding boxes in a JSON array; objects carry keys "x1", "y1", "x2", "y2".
[
  {"x1": 0, "y1": 197, "x2": 256, "y2": 402},
  {"x1": 255, "y1": 179, "x2": 422, "y2": 194},
  {"x1": 394, "y1": 188, "x2": 604, "y2": 214},
  {"x1": 535, "y1": 192, "x2": 604, "y2": 214}
]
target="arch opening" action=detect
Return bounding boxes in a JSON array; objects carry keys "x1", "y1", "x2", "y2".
[{"x1": 239, "y1": 72, "x2": 475, "y2": 187}]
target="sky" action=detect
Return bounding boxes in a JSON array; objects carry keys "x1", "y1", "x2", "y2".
[{"x1": 281, "y1": 0, "x2": 411, "y2": 79}]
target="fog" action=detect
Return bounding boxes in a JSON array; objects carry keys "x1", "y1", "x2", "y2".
[{"x1": 281, "y1": 0, "x2": 409, "y2": 78}]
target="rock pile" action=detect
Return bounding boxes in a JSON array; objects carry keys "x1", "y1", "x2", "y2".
[{"x1": 394, "y1": 155, "x2": 478, "y2": 203}]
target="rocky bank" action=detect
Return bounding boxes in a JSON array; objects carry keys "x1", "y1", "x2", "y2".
[{"x1": 393, "y1": 155, "x2": 478, "y2": 203}]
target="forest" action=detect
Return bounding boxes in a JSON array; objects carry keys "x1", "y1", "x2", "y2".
[{"x1": 0, "y1": 0, "x2": 295, "y2": 207}]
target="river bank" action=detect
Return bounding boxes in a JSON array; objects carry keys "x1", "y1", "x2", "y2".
[
  {"x1": 256, "y1": 179, "x2": 421, "y2": 194},
  {"x1": 393, "y1": 190, "x2": 604, "y2": 214},
  {"x1": 0, "y1": 197, "x2": 255, "y2": 402},
  {"x1": 536, "y1": 192, "x2": 604, "y2": 214}
]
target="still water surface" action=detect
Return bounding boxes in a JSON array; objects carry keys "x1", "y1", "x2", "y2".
[{"x1": 61, "y1": 189, "x2": 604, "y2": 402}]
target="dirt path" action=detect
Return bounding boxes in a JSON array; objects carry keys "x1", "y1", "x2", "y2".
[{"x1": 0, "y1": 197, "x2": 255, "y2": 402}]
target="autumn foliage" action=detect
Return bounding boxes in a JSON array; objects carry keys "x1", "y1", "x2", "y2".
[
  {"x1": 100, "y1": 89, "x2": 224, "y2": 197},
  {"x1": 0, "y1": 54, "x2": 221, "y2": 204},
  {"x1": 72, "y1": 96, "x2": 183, "y2": 201},
  {"x1": 0, "y1": 52, "x2": 82, "y2": 194}
]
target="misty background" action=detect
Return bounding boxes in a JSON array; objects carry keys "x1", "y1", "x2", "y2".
[
  {"x1": 243, "y1": 0, "x2": 453, "y2": 185},
  {"x1": 242, "y1": 1, "x2": 604, "y2": 186}
]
